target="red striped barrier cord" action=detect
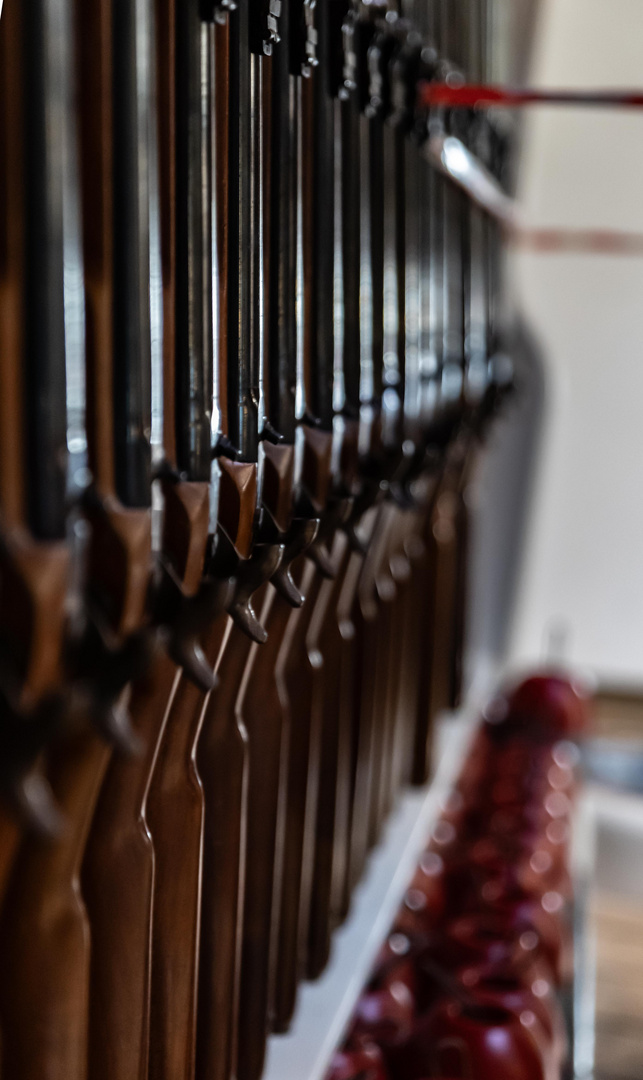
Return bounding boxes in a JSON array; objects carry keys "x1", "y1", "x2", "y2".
[
  {"x1": 419, "y1": 83, "x2": 643, "y2": 110},
  {"x1": 510, "y1": 227, "x2": 643, "y2": 255}
]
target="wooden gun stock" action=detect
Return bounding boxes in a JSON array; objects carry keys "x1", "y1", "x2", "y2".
[
  {"x1": 270, "y1": 557, "x2": 324, "y2": 1031},
  {"x1": 235, "y1": 521, "x2": 317, "y2": 1080}
]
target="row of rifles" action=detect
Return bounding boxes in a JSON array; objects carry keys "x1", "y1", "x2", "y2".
[{"x1": 0, "y1": 0, "x2": 513, "y2": 1078}]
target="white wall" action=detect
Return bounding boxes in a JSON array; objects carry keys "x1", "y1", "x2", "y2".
[{"x1": 506, "y1": 0, "x2": 643, "y2": 685}]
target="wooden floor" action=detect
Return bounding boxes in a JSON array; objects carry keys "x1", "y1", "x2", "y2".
[
  {"x1": 591, "y1": 693, "x2": 643, "y2": 1080},
  {"x1": 593, "y1": 692, "x2": 643, "y2": 743},
  {"x1": 593, "y1": 894, "x2": 643, "y2": 1080}
]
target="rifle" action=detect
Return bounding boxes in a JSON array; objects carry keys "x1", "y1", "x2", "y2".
[
  {"x1": 234, "y1": 2, "x2": 324, "y2": 1078},
  {"x1": 376, "y1": 0, "x2": 462, "y2": 774},
  {"x1": 443, "y1": 0, "x2": 482, "y2": 710},
  {"x1": 398, "y1": 0, "x2": 450, "y2": 784},
  {"x1": 339, "y1": 0, "x2": 390, "y2": 899},
  {"x1": 0, "y1": 2, "x2": 31, "y2": 958},
  {"x1": 335, "y1": 2, "x2": 404, "y2": 909},
  {"x1": 343, "y1": 1, "x2": 431, "y2": 897},
  {"x1": 366, "y1": 12, "x2": 430, "y2": 843},
  {"x1": 266, "y1": 0, "x2": 358, "y2": 1009},
  {"x1": 146, "y1": 4, "x2": 236, "y2": 1079},
  {"x1": 413, "y1": 0, "x2": 471, "y2": 726},
  {"x1": 301, "y1": 0, "x2": 372, "y2": 980},
  {"x1": 375, "y1": 14, "x2": 457, "y2": 825},
  {"x1": 70, "y1": 0, "x2": 159, "y2": 1076},
  {"x1": 0, "y1": 3, "x2": 99, "y2": 1076},
  {"x1": 0, "y1": 0, "x2": 72, "y2": 836}
]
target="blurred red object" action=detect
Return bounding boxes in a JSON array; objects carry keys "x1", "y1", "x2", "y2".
[
  {"x1": 487, "y1": 673, "x2": 591, "y2": 740},
  {"x1": 390, "y1": 999, "x2": 553, "y2": 1080},
  {"x1": 371, "y1": 933, "x2": 420, "y2": 1003},
  {"x1": 422, "y1": 912, "x2": 549, "y2": 976},
  {"x1": 396, "y1": 852, "x2": 447, "y2": 933},
  {"x1": 334, "y1": 673, "x2": 581, "y2": 1080},
  {"x1": 480, "y1": 886, "x2": 568, "y2": 984},
  {"x1": 458, "y1": 963, "x2": 567, "y2": 1066},
  {"x1": 326, "y1": 1042, "x2": 389, "y2": 1080},
  {"x1": 350, "y1": 982, "x2": 415, "y2": 1049}
]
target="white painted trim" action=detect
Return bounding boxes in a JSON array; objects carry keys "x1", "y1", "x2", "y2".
[{"x1": 571, "y1": 789, "x2": 597, "y2": 1080}]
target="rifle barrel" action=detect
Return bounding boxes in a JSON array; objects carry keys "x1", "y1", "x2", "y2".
[
  {"x1": 175, "y1": 2, "x2": 214, "y2": 481},
  {"x1": 23, "y1": 0, "x2": 69, "y2": 540},
  {"x1": 112, "y1": 0, "x2": 153, "y2": 508},
  {"x1": 226, "y1": 0, "x2": 256, "y2": 462}
]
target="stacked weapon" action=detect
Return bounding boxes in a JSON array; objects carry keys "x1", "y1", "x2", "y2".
[{"x1": 0, "y1": 0, "x2": 515, "y2": 1077}]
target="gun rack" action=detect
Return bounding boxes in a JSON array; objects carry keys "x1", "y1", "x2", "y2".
[{"x1": 0, "y1": 0, "x2": 532, "y2": 1078}]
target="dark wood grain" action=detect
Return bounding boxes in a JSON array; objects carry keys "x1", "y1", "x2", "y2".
[
  {"x1": 0, "y1": 728, "x2": 110, "y2": 1080},
  {"x1": 396, "y1": 524, "x2": 428, "y2": 786},
  {"x1": 346, "y1": 506, "x2": 389, "y2": 892},
  {"x1": 305, "y1": 530, "x2": 352, "y2": 978},
  {"x1": 270, "y1": 559, "x2": 323, "y2": 1031},
  {"x1": 147, "y1": 616, "x2": 229, "y2": 1080},
  {"x1": 329, "y1": 546, "x2": 368, "y2": 928},
  {"x1": 195, "y1": 609, "x2": 263, "y2": 1080},
  {"x1": 377, "y1": 510, "x2": 411, "y2": 827},
  {"x1": 450, "y1": 440, "x2": 477, "y2": 711},
  {"x1": 366, "y1": 508, "x2": 397, "y2": 851},
  {"x1": 409, "y1": 472, "x2": 444, "y2": 784},
  {"x1": 0, "y1": 808, "x2": 23, "y2": 1073},
  {"x1": 236, "y1": 578, "x2": 301, "y2": 1080},
  {"x1": 428, "y1": 470, "x2": 462, "y2": 722},
  {"x1": 82, "y1": 660, "x2": 181, "y2": 1080}
]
